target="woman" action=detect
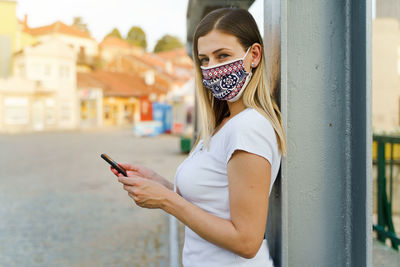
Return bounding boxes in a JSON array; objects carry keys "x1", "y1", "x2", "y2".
[{"x1": 111, "y1": 7, "x2": 287, "y2": 267}]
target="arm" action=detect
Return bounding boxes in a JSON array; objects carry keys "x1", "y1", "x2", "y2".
[{"x1": 163, "y1": 150, "x2": 271, "y2": 258}]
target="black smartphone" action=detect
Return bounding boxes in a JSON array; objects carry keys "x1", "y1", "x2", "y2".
[{"x1": 101, "y1": 153, "x2": 127, "y2": 177}]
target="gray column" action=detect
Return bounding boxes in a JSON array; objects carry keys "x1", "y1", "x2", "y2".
[{"x1": 267, "y1": 0, "x2": 372, "y2": 266}]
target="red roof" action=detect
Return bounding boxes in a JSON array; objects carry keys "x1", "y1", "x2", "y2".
[
  {"x1": 106, "y1": 54, "x2": 193, "y2": 85},
  {"x1": 156, "y1": 48, "x2": 188, "y2": 59},
  {"x1": 25, "y1": 21, "x2": 93, "y2": 40},
  {"x1": 99, "y1": 36, "x2": 132, "y2": 49},
  {"x1": 128, "y1": 53, "x2": 166, "y2": 71},
  {"x1": 77, "y1": 72, "x2": 105, "y2": 89},
  {"x1": 77, "y1": 71, "x2": 167, "y2": 97},
  {"x1": 156, "y1": 48, "x2": 194, "y2": 69}
]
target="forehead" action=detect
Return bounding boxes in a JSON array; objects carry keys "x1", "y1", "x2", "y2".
[{"x1": 197, "y1": 30, "x2": 242, "y2": 55}]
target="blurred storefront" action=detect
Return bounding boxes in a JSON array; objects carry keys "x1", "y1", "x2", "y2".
[{"x1": 77, "y1": 70, "x2": 166, "y2": 128}]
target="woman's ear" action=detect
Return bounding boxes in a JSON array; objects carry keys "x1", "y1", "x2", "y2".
[{"x1": 250, "y1": 43, "x2": 262, "y2": 68}]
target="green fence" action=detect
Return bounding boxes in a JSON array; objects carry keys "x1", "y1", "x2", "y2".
[{"x1": 373, "y1": 135, "x2": 400, "y2": 250}]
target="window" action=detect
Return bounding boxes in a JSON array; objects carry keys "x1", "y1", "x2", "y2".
[
  {"x1": 104, "y1": 105, "x2": 110, "y2": 119},
  {"x1": 44, "y1": 64, "x2": 51, "y2": 77},
  {"x1": 65, "y1": 67, "x2": 70, "y2": 79},
  {"x1": 45, "y1": 99, "x2": 56, "y2": 125},
  {"x1": 145, "y1": 70, "x2": 155, "y2": 85},
  {"x1": 32, "y1": 63, "x2": 41, "y2": 78},
  {"x1": 4, "y1": 97, "x2": 29, "y2": 125},
  {"x1": 17, "y1": 64, "x2": 25, "y2": 77},
  {"x1": 60, "y1": 102, "x2": 72, "y2": 121},
  {"x1": 59, "y1": 66, "x2": 70, "y2": 79}
]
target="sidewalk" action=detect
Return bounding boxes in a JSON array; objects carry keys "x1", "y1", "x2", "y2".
[
  {"x1": 373, "y1": 238, "x2": 400, "y2": 266},
  {"x1": 0, "y1": 130, "x2": 186, "y2": 266}
]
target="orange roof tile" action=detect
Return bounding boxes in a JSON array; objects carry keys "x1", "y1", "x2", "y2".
[
  {"x1": 126, "y1": 53, "x2": 166, "y2": 71},
  {"x1": 77, "y1": 71, "x2": 167, "y2": 97},
  {"x1": 156, "y1": 48, "x2": 188, "y2": 59},
  {"x1": 156, "y1": 48, "x2": 194, "y2": 70},
  {"x1": 26, "y1": 21, "x2": 93, "y2": 40},
  {"x1": 107, "y1": 54, "x2": 193, "y2": 84},
  {"x1": 77, "y1": 72, "x2": 105, "y2": 89},
  {"x1": 99, "y1": 36, "x2": 132, "y2": 49}
]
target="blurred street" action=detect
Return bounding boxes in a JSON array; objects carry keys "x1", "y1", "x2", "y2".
[{"x1": 0, "y1": 129, "x2": 186, "y2": 266}]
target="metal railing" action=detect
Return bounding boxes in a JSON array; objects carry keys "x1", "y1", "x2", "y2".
[{"x1": 373, "y1": 134, "x2": 400, "y2": 250}]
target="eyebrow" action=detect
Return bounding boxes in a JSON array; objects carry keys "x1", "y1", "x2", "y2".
[{"x1": 198, "y1": 48, "x2": 231, "y2": 57}]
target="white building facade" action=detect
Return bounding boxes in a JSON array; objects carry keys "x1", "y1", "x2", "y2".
[
  {"x1": 0, "y1": 37, "x2": 78, "y2": 133},
  {"x1": 373, "y1": 18, "x2": 400, "y2": 133}
]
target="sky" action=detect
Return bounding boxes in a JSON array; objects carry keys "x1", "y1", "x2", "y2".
[{"x1": 16, "y1": 0, "x2": 264, "y2": 52}]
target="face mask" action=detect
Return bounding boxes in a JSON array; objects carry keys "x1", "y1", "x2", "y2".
[{"x1": 200, "y1": 46, "x2": 253, "y2": 102}]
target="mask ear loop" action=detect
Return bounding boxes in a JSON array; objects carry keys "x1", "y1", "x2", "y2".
[
  {"x1": 242, "y1": 46, "x2": 253, "y2": 72},
  {"x1": 243, "y1": 46, "x2": 253, "y2": 74},
  {"x1": 243, "y1": 46, "x2": 252, "y2": 60}
]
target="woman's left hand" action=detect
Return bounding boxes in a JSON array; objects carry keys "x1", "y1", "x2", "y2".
[{"x1": 117, "y1": 174, "x2": 171, "y2": 209}]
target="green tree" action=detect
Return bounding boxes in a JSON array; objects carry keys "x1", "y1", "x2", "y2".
[
  {"x1": 126, "y1": 26, "x2": 147, "y2": 49},
  {"x1": 153, "y1": 34, "x2": 184, "y2": 53},
  {"x1": 105, "y1": 28, "x2": 122, "y2": 39}
]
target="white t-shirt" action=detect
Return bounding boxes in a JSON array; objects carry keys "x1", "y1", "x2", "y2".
[{"x1": 174, "y1": 107, "x2": 281, "y2": 267}]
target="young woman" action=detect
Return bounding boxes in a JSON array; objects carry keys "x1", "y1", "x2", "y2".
[{"x1": 111, "y1": 7, "x2": 287, "y2": 267}]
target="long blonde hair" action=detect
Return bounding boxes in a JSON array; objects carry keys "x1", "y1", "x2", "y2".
[{"x1": 192, "y1": 8, "x2": 287, "y2": 156}]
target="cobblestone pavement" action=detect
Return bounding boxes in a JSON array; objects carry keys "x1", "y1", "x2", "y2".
[{"x1": 0, "y1": 128, "x2": 187, "y2": 267}]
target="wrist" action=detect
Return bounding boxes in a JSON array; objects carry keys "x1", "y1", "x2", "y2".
[
  {"x1": 156, "y1": 175, "x2": 174, "y2": 190},
  {"x1": 161, "y1": 189, "x2": 180, "y2": 214}
]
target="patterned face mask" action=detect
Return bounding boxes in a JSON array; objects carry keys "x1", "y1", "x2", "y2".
[{"x1": 200, "y1": 46, "x2": 252, "y2": 102}]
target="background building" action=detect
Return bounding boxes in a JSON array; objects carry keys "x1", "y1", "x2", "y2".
[
  {"x1": 372, "y1": 18, "x2": 400, "y2": 133},
  {"x1": 24, "y1": 20, "x2": 98, "y2": 65},
  {"x1": 0, "y1": 0, "x2": 17, "y2": 78},
  {"x1": 0, "y1": 37, "x2": 78, "y2": 132},
  {"x1": 98, "y1": 36, "x2": 143, "y2": 64}
]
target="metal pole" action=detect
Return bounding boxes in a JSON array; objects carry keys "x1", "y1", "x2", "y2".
[{"x1": 169, "y1": 215, "x2": 179, "y2": 267}]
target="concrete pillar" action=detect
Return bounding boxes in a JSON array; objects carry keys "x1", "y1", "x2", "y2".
[{"x1": 265, "y1": 0, "x2": 373, "y2": 266}]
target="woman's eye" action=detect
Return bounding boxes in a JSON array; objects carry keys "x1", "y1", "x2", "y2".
[
  {"x1": 219, "y1": 54, "x2": 229, "y2": 59},
  {"x1": 199, "y1": 58, "x2": 208, "y2": 65}
]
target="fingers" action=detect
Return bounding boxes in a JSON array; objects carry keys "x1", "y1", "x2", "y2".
[
  {"x1": 123, "y1": 184, "x2": 135, "y2": 192},
  {"x1": 118, "y1": 163, "x2": 139, "y2": 171},
  {"x1": 111, "y1": 166, "x2": 140, "y2": 178},
  {"x1": 110, "y1": 166, "x2": 120, "y2": 176},
  {"x1": 125, "y1": 186, "x2": 140, "y2": 203},
  {"x1": 126, "y1": 170, "x2": 138, "y2": 177},
  {"x1": 128, "y1": 192, "x2": 140, "y2": 202},
  {"x1": 118, "y1": 175, "x2": 143, "y2": 186}
]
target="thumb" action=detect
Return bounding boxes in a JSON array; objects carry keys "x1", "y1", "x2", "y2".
[
  {"x1": 120, "y1": 163, "x2": 142, "y2": 172},
  {"x1": 117, "y1": 163, "x2": 135, "y2": 171}
]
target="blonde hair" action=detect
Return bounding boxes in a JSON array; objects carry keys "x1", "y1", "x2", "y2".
[{"x1": 192, "y1": 8, "x2": 287, "y2": 156}]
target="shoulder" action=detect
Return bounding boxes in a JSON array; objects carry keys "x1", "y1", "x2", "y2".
[
  {"x1": 226, "y1": 108, "x2": 275, "y2": 138},
  {"x1": 223, "y1": 107, "x2": 279, "y2": 164}
]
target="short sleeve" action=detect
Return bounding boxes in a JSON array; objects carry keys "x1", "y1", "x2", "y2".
[{"x1": 224, "y1": 112, "x2": 276, "y2": 166}]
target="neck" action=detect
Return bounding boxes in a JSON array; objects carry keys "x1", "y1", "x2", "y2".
[{"x1": 227, "y1": 99, "x2": 246, "y2": 118}]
